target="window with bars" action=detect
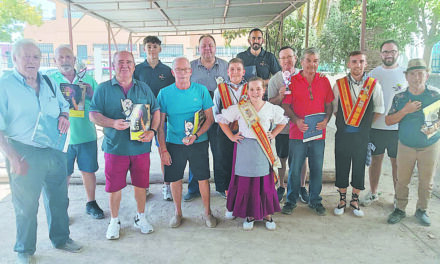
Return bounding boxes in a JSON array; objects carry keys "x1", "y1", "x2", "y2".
[
  {"x1": 138, "y1": 44, "x2": 184, "y2": 58},
  {"x1": 431, "y1": 42, "x2": 440, "y2": 74}
]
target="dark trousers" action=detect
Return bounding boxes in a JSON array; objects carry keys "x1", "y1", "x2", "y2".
[
  {"x1": 335, "y1": 132, "x2": 369, "y2": 190},
  {"x1": 188, "y1": 123, "x2": 219, "y2": 194},
  {"x1": 214, "y1": 127, "x2": 235, "y2": 192}
]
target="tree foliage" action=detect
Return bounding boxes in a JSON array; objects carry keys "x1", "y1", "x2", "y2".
[{"x1": 0, "y1": 0, "x2": 42, "y2": 41}]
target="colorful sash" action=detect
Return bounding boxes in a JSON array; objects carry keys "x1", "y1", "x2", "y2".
[
  {"x1": 218, "y1": 83, "x2": 248, "y2": 131},
  {"x1": 238, "y1": 95, "x2": 280, "y2": 183},
  {"x1": 336, "y1": 76, "x2": 376, "y2": 127}
]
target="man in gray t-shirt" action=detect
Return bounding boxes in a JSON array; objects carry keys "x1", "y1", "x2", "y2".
[{"x1": 268, "y1": 46, "x2": 308, "y2": 203}]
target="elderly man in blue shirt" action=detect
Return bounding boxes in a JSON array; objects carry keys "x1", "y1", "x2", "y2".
[{"x1": 0, "y1": 39, "x2": 82, "y2": 264}]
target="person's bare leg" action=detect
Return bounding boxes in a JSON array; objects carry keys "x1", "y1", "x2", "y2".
[
  {"x1": 369, "y1": 154, "x2": 384, "y2": 194},
  {"x1": 109, "y1": 191, "x2": 122, "y2": 218},
  {"x1": 300, "y1": 159, "x2": 308, "y2": 187},
  {"x1": 278, "y1": 158, "x2": 287, "y2": 188},
  {"x1": 81, "y1": 171, "x2": 97, "y2": 202},
  {"x1": 390, "y1": 157, "x2": 397, "y2": 191},
  {"x1": 199, "y1": 179, "x2": 212, "y2": 216},
  {"x1": 134, "y1": 186, "x2": 146, "y2": 213},
  {"x1": 170, "y1": 180, "x2": 182, "y2": 216}
]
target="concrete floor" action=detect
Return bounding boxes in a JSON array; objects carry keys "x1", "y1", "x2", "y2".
[{"x1": 1, "y1": 125, "x2": 440, "y2": 263}]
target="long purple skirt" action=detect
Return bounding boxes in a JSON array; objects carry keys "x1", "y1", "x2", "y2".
[{"x1": 226, "y1": 143, "x2": 281, "y2": 220}]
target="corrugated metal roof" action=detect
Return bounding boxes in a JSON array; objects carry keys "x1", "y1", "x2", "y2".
[{"x1": 63, "y1": 0, "x2": 306, "y2": 36}]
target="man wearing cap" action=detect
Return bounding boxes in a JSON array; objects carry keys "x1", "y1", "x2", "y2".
[
  {"x1": 361, "y1": 40, "x2": 407, "y2": 206},
  {"x1": 386, "y1": 58, "x2": 440, "y2": 226},
  {"x1": 237, "y1": 28, "x2": 280, "y2": 96},
  {"x1": 50, "y1": 45, "x2": 104, "y2": 219},
  {"x1": 134, "y1": 35, "x2": 175, "y2": 201}
]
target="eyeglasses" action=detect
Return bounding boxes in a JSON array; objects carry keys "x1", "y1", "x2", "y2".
[
  {"x1": 280, "y1": 55, "x2": 294, "y2": 60},
  {"x1": 174, "y1": 68, "x2": 191, "y2": 73},
  {"x1": 307, "y1": 85, "x2": 314, "y2": 100},
  {"x1": 381, "y1": 50, "x2": 398, "y2": 55}
]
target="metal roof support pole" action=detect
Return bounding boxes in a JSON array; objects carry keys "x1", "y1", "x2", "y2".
[
  {"x1": 360, "y1": 0, "x2": 367, "y2": 51},
  {"x1": 107, "y1": 21, "x2": 112, "y2": 80},
  {"x1": 279, "y1": 14, "x2": 284, "y2": 48},
  {"x1": 67, "y1": 1, "x2": 74, "y2": 50},
  {"x1": 128, "y1": 32, "x2": 133, "y2": 52},
  {"x1": 305, "y1": 0, "x2": 310, "y2": 48}
]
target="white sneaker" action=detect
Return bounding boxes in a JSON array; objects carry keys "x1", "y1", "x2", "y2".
[
  {"x1": 162, "y1": 185, "x2": 173, "y2": 201},
  {"x1": 145, "y1": 188, "x2": 151, "y2": 198},
  {"x1": 360, "y1": 191, "x2": 379, "y2": 207},
  {"x1": 225, "y1": 210, "x2": 236, "y2": 220},
  {"x1": 106, "y1": 219, "x2": 120, "y2": 240},
  {"x1": 134, "y1": 214, "x2": 154, "y2": 234},
  {"x1": 264, "y1": 219, "x2": 276, "y2": 231},
  {"x1": 243, "y1": 218, "x2": 254, "y2": 231}
]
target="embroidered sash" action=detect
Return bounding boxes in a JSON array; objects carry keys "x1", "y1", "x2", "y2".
[
  {"x1": 336, "y1": 76, "x2": 376, "y2": 127},
  {"x1": 218, "y1": 83, "x2": 248, "y2": 131},
  {"x1": 238, "y1": 95, "x2": 280, "y2": 183}
]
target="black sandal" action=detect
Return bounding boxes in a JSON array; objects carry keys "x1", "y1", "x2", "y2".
[
  {"x1": 350, "y1": 193, "x2": 364, "y2": 217},
  {"x1": 337, "y1": 190, "x2": 346, "y2": 209}
]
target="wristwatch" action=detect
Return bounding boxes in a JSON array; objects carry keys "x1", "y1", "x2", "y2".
[{"x1": 149, "y1": 128, "x2": 157, "y2": 136}]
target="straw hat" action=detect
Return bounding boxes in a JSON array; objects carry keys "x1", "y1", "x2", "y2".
[{"x1": 405, "y1": 58, "x2": 430, "y2": 73}]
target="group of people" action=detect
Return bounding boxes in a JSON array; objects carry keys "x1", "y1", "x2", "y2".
[{"x1": 0, "y1": 27, "x2": 439, "y2": 264}]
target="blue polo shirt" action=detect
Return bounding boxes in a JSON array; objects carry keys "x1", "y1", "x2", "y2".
[
  {"x1": 134, "y1": 60, "x2": 175, "y2": 97},
  {"x1": 0, "y1": 69, "x2": 69, "y2": 147},
  {"x1": 190, "y1": 57, "x2": 228, "y2": 96},
  {"x1": 236, "y1": 47, "x2": 281, "y2": 80},
  {"x1": 388, "y1": 87, "x2": 440, "y2": 148},
  {"x1": 157, "y1": 82, "x2": 213, "y2": 145},
  {"x1": 90, "y1": 78, "x2": 159, "y2": 155}
]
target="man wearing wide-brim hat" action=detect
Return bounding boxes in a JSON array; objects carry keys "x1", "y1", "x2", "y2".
[{"x1": 385, "y1": 58, "x2": 440, "y2": 226}]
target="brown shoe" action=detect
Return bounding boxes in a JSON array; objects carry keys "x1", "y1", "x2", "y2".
[
  {"x1": 169, "y1": 215, "x2": 182, "y2": 228},
  {"x1": 205, "y1": 214, "x2": 217, "y2": 228}
]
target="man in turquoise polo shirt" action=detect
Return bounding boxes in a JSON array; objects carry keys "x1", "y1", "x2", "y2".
[
  {"x1": 158, "y1": 57, "x2": 217, "y2": 228},
  {"x1": 90, "y1": 51, "x2": 160, "y2": 240},
  {"x1": 50, "y1": 45, "x2": 103, "y2": 219}
]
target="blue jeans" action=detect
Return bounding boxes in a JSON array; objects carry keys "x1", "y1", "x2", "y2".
[
  {"x1": 188, "y1": 123, "x2": 218, "y2": 194},
  {"x1": 8, "y1": 140, "x2": 70, "y2": 255},
  {"x1": 286, "y1": 139, "x2": 325, "y2": 205}
]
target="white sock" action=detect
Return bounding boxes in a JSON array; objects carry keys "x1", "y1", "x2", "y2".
[
  {"x1": 110, "y1": 217, "x2": 119, "y2": 224},
  {"x1": 137, "y1": 212, "x2": 144, "y2": 219}
]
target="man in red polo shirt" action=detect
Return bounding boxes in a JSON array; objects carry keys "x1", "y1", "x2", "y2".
[{"x1": 281, "y1": 47, "x2": 334, "y2": 216}]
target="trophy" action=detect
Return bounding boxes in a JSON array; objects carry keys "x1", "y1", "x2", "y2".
[{"x1": 282, "y1": 71, "x2": 292, "y2": 95}]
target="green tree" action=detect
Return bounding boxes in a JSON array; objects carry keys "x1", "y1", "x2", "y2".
[{"x1": 0, "y1": 0, "x2": 42, "y2": 41}]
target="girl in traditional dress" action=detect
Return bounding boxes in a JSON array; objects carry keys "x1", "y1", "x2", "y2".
[{"x1": 217, "y1": 77, "x2": 287, "y2": 230}]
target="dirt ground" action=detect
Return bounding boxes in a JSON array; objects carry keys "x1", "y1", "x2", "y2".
[{"x1": 0, "y1": 127, "x2": 440, "y2": 264}]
